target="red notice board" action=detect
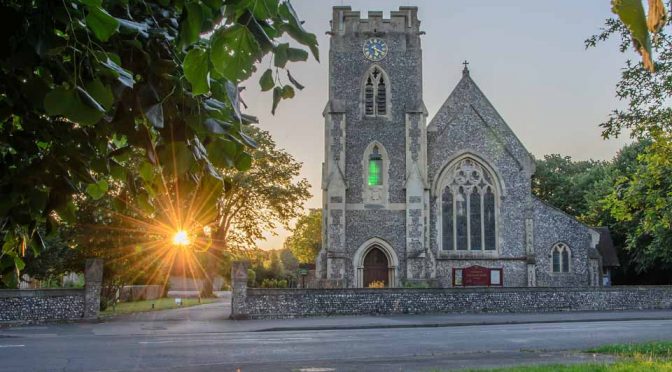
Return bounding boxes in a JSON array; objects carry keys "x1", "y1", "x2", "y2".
[{"x1": 453, "y1": 266, "x2": 503, "y2": 287}]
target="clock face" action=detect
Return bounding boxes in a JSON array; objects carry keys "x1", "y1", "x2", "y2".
[{"x1": 362, "y1": 38, "x2": 388, "y2": 61}]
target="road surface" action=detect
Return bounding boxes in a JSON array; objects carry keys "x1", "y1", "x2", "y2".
[{"x1": 1, "y1": 303, "x2": 672, "y2": 371}]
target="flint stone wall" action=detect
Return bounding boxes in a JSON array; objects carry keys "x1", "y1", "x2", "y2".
[
  {"x1": 0, "y1": 258, "x2": 103, "y2": 324},
  {"x1": 0, "y1": 289, "x2": 85, "y2": 322},
  {"x1": 232, "y1": 286, "x2": 672, "y2": 319}
]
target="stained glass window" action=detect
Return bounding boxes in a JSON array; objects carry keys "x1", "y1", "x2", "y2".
[
  {"x1": 368, "y1": 147, "x2": 382, "y2": 186},
  {"x1": 440, "y1": 158, "x2": 498, "y2": 251}
]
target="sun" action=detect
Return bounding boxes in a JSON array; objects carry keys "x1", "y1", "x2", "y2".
[{"x1": 172, "y1": 230, "x2": 191, "y2": 246}]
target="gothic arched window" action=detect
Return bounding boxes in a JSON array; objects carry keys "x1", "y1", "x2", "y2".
[
  {"x1": 363, "y1": 67, "x2": 388, "y2": 117},
  {"x1": 440, "y1": 158, "x2": 498, "y2": 251},
  {"x1": 552, "y1": 243, "x2": 571, "y2": 273}
]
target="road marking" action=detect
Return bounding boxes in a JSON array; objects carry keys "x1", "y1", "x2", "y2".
[
  {"x1": 0, "y1": 345, "x2": 25, "y2": 348},
  {"x1": 139, "y1": 337, "x2": 314, "y2": 345}
]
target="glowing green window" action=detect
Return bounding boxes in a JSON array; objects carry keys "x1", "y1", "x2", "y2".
[{"x1": 368, "y1": 147, "x2": 383, "y2": 186}]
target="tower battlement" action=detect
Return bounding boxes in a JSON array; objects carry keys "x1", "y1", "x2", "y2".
[{"x1": 330, "y1": 6, "x2": 420, "y2": 35}]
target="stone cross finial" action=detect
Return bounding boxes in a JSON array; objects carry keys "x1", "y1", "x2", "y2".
[{"x1": 462, "y1": 60, "x2": 470, "y2": 76}]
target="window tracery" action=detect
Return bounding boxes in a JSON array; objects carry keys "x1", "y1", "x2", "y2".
[{"x1": 440, "y1": 158, "x2": 497, "y2": 251}]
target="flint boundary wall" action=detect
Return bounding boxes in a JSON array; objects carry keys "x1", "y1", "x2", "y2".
[
  {"x1": 0, "y1": 259, "x2": 103, "y2": 323},
  {"x1": 229, "y1": 262, "x2": 672, "y2": 320}
]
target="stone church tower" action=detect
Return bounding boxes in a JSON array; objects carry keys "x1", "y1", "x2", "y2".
[
  {"x1": 318, "y1": 7, "x2": 428, "y2": 287},
  {"x1": 316, "y1": 6, "x2": 607, "y2": 289}
]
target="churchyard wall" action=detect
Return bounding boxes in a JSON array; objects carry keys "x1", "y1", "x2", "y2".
[
  {"x1": 230, "y1": 262, "x2": 672, "y2": 319},
  {"x1": 0, "y1": 259, "x2": 103, "y2": 324}
]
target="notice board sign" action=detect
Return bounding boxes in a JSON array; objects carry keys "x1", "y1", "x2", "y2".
[{"x1": 453, "y1": 266, "x2": 503, "y2": 287}]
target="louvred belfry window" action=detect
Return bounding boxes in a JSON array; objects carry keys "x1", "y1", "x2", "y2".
[{"x1": 364, "y1": 67, "x2": 388, "y2": 117}]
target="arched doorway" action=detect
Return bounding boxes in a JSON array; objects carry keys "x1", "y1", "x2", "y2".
[{"x1": 363, "y1": 246, "x2": 389, "y2": 287}]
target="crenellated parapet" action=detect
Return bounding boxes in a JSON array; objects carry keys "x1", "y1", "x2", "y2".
[{"x1": 330, "y1": 6, "x2": 420, "y2": 35}]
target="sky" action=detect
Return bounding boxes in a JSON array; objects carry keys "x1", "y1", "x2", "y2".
[{"x1": 241, "y1": 0, "x2": 634, "y2": 250}]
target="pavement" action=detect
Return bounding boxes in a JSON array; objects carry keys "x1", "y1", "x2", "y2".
[{"x1": 1, "y1": 298, "x2": 672, "y2": 371}]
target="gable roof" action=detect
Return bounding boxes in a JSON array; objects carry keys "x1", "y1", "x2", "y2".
[
  {"x1": 427, "y1": 69, "x2": 535, "y2": 174},
  {"x1": 593, "y1": 226, "x2": 620, "y2": 267}
]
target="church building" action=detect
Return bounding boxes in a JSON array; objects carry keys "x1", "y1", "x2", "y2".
[{"x1": 316, "y1": 6, "x2": 607, "y2": 288}]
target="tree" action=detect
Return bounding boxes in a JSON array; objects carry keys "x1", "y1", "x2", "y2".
[
  {"x1": 586, "y1": 4, "x2": 672, "y2": 276},
  {"x1": 0, "y1": 0, "x2": 318, "y2": 285},
  {"x1": 532, "y1": 155, "x2": 610, "y2": 220},
  {"x1": 200, "y1": 126, "x2": 310, "y2": 295},
  {"x1": 212, "y1": 127, "x2": 311, "y2": 251},
  {"x1": 601, "y1": 135, "x2": 672, "y2": 272},
  {"x1": 284, "y1": 208, "x2": 321, "y2": 264}
]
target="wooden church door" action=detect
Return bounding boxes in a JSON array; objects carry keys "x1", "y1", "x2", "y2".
[{"x1": 363, "y1": 246, "x2": 389, "y2": 287}]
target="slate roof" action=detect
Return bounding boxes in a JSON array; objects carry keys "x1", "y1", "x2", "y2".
[{"x1": 593, "y1": 227, "x2": 620, "y2": 267}]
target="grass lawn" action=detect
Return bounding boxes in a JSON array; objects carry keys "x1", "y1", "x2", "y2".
[
  {"x1": 101, "y1": 297, "x2": 217, "y2": 316},
  {"x1": 458, "y1": 341, "x2": 672, "y2": 371}
]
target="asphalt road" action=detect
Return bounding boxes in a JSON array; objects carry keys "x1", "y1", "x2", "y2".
[{"x1": 2, "y1": 313, "x2": 672, "y2": 372}]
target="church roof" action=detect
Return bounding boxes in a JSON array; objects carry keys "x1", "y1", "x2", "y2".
[
  {"x1": 427, "y1": 66, "x2": 535, "y2": 174},
  {"x1": 593, "y1": 226, "x2": 620, "y2": 268}
]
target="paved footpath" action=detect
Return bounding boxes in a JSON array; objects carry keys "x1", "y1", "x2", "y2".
[{"x1": 1, "y1": 300, "x2": 672, "y2": 371}]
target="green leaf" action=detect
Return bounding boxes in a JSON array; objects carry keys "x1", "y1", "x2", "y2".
[
  {"x1": 206, "y1": 139, "x2": 238, "y2": 168},
  {"x1": 612, "y1": 0, "x2": 653, "y2": 71},
  {"x1": 210, "y1": 25, "x2": 261, "y2": 82},
  {"x1": 180, "y1": 2, "x2": 203, "y2": 48},
  {"x1": 259, "y1": 69, "x2": 274, "y2": 91},
  {"x1": 159, "y1": 142, "x2": 193, "y2": 177},
  {"x1": 13, "y1": 256, "x2": 25, "y2": 271},
  {"x1": 235, "y1": 152, "x2": 253, "y2": 171},
  {"x1": 85, "y1": 79, "x2": 113, "y2": 110},
  {"x1": 65, "y1": 97, "x2": 105, "y2": 126},
  {"x1": 271, "y1": 86, "x2": 282, "y2": 115},
  {"x1": 86, "y1": 180, "x2": 109, "y2": 200},
  {"x1": 281, "y1": 85, "x2": 295, "y2": 99},
  {"x1": 183, "y1": 48, "x2": 210, "y2": 95},
  {"x1": 101, "y1": 58, "x2": 135, "y2": 88},
  {"x1": 43, "y1": 87, "x2": 77, "y2": 116},
  {"x1": 286, "y1": 47, "x2": 308, "y2": 62},
  {"x1": 274, "y1": 43, "x2": 289, "y2": 68},
  {"x1": 287, "y1": 70, "x2": 304, "y2": 90},
  {"x1": 279, "y1": 2, "x2": 319, "y2": 61},
  {"x1": 76, "y1": 86, "x2": 105, "y2": 112},
  {"x1": 137, "y1": 193, "x2": 155, "y2": 214},
  {"x1": 139, "y1": 162, "x2": 155, "y2": 182},
  {"x1": 85, "y1": 5, "x2": 120, "y2": 42},
  {"x1": 44, "y1": 86, "x2": 104, "y2": 125},
  {"x1": 203, "y1": 118, "x2": 232, "y2": 134}
]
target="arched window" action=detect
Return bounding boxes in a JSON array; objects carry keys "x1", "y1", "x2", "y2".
[
  {"x1": 363, "y1": 67, "x2": 388, "y2": 117},
  {"x1": 440, "y1": 158, "x2": 498, "y2": 251},
  {"x1": 552, "y1": 243, "x2": 571, "y2": 273}
]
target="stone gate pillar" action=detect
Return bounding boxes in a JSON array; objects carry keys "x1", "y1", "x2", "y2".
[
  {"x1": 230, "y1": 261, "x2": 249, "y2": 319},
  {"x1": 83, "y1": 258, "x2": 103, "y2": 319}
]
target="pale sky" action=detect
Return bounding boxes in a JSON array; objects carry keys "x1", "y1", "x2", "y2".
[{"x1": 242, "y1": 1, "x2": 632, "y2": 250}]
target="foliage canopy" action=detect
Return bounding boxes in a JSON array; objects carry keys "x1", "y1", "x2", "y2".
[{"x1": 0, "y1": 0, "x2": 317, "y2": 286}]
